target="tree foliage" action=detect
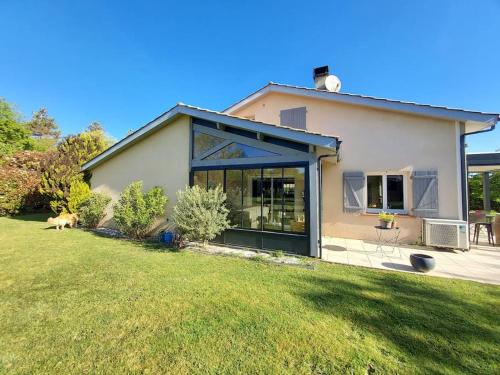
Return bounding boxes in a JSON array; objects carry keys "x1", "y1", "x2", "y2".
[
  {"x1": 468, "y1": 172, "x2": 500, "y2": 211},
  {"x1": 40, "y1": 124, "x2": 111, "y2": 213},
  {"x1": 172, "y1": 185, "x2": 231, "y2": 245},
  {"x1": 0, "y1": 151, "x2": 51, "y2": 215},
  {"x1": 0, "y1": 99, "x2": 34, "y2": 157},
  {"x1": 78, "y1": 192, "x2": 111, "y2": 228},
  {"x1": 26, "y1": 107, "x2": 60, "y2": 139},
  {"x1": 25, "y1": 108, "x2": 60, "y2": 151},
  {"x1": 67, "y1": 178, "x2": 91, "y2": 214},
  {"x1": 113, "y1": 181, "x2": 168, "y2": 239}
]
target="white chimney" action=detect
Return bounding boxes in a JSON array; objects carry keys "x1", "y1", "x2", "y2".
[{"x1": 313, "y1": 66, "x2": 341, "y2": 92}]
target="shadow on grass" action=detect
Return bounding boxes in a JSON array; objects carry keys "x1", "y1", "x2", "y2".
[
  {"x1": 293, "y1": 271, "x2": 500, "y2": 373},
  {"x1": 7, "y1": 213, "x2": 52, "y2": 222},
  {"x1": 84, "y1": 228, "x2": 179, "y2": 253}
]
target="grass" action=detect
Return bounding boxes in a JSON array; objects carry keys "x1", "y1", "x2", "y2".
[{"x1": 0, "y1": 214, "x2": 499, "y2": 374}]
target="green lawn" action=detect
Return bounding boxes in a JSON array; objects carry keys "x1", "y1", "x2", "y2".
[{"x1": 0, "y1": 215, "x2": 499, "y2": 374}]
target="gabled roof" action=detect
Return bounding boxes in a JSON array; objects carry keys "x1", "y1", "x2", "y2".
[
  {"x1": 82, "y1": 104, "x2": 339, "y2": 171},
  {"x1": 224, "y1": 83, "x2": 499, "y2": 134}
]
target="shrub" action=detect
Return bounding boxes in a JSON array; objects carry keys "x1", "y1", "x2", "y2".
[
  {"x1": 0, "y1": 151, "x2": 50, "y2": 215},
  {"x1": 172, "y1": 185, "x2": 231, "y2": 246},
  {"x1": 67, "y1": 178, "x2": 91, "y2": 213},
  {"x1": 78, "y1": 192, "x2": 111, "y2": 228},
  {"x1": 40, "y1": 123, "x2": 112, "y2": 213},
  {"x1": 113, "y1": 181, "x2": 168, "y2": 239}
]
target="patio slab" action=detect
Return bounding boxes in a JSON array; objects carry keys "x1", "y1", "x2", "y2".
[{"x1": 322, "y1": 235, "x2": 500, "y2": 285}]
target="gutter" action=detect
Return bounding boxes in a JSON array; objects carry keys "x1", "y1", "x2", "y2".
[
  {"x1": 460, "y1": 120, "x2": 497, "y2": 220},
  {"x1": 316, "y1": 143, "x2": 341, "y2": 258}
]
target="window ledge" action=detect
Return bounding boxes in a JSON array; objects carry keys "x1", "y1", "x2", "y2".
[{"x1": 361, "y1": 212, "x2": 414, "y2": 219}]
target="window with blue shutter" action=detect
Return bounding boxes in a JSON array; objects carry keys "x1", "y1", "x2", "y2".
[
  {"x1": 343, "y1": 172, "x2": 365, "y2": 213},
  {"x1": 412, "y1": 170, "x2": 439, "y2": 217}
]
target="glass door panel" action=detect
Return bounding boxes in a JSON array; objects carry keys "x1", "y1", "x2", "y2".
[
  {"x1": 262, "y1": 168, "x2": 283, "y2": 231},
  {"x1": 283, "y1": 167, "x2": 306, "y2": 233},
  {"x1": 226, "y1": 169, "x2": 242, "y2": 227},
  {"x1": 242, "y1": 169, "x2": 262, "y2": 230}
]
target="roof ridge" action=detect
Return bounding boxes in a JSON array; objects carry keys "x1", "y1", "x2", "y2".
[{"x1": 269, "y1": 82, "x2": 500, "y2": 117}]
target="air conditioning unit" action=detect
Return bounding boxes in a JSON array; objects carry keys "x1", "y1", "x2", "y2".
[{"x1": 423, "y1": 218, "x2": 469, "y2": 251}]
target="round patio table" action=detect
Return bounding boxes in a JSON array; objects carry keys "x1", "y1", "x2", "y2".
[{"x1": 374, "y1": 226, "x2": 401, "y2": 256}]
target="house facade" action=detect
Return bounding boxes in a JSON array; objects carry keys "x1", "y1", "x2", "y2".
[{"x1": 82, "y1": 73, "x2": 499, "y2": 257}]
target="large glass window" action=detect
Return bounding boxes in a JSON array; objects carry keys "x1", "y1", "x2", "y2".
[
  {"x1": 367, "y1": 174, "x2": 406, "y2": 213},
  {"x1": 226, "y1": 170, "x2": 242, "y2": 227},
  {"x1": 191, "y1": 166, "x2": 308, "y2": 234},
  {"x1": 207, "y1": 170, "x2": 224, "y2": 190},
  {"x1": 193, "y1": 131, "x2": 225, "y2": 158},
  {"x1": 193, "y1": 170, "x2": 207, "y2": 190},
  {"x1": 242, "y1": 169, "x2": 262, "y2": 229},
  {"x1": 262, "y1": 168, "x2": 283, "y2": 231},
  {"x1": 205, "y1": 143, "x2": 278, "y2": 160},
  {"x1": 283, "y1": 167, "x2": 306, "y2": 233}
]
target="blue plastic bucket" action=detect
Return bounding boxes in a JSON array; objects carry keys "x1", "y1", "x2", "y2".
[{"x1": 160, "y1": 231, "x2": 174, "y2": 245}]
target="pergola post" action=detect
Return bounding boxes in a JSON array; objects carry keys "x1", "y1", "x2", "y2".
[{"x1": 483, "y1": 172, "x2": 491, "y2": 211}]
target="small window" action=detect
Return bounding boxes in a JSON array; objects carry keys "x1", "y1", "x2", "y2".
[
  {"x1": 366, "y1": 174, "x2": 406, "y2": 213},
  {"x1": 204, "y1": 143, "x2": 278, "y2": 160},
  {"x1": 193, "y1": 131, "x2": 225, "y2": 158}
]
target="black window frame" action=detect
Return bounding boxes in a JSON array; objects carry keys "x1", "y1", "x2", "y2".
[{"x1": 190, "y1": 162, "x2": 309, "y2": 236}]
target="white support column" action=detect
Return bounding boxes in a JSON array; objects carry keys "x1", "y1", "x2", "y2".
[{"x1": 308, "y1": 157, "x2": 320, "y2": 257}]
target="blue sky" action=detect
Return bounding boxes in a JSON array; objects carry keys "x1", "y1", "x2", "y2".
[{"x1": 1, "y1": 0, "x2": 499, "y2": 152}]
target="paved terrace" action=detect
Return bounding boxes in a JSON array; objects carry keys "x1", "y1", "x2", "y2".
[{"x1": 322, "y1": 234, "x2": 499, "y2": 285}]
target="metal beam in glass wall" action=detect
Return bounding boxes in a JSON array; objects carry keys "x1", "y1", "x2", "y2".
[{"x1": 191, "y1": 166, "x2": 308, "y2": 255}]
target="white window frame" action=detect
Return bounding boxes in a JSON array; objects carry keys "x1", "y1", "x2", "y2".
[{"x1": 366, "y1": 173, "x2": 408, "y2": 214}]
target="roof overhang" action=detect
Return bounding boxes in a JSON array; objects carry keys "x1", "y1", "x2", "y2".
[
  {"x1": 82, "y1": 104, "x2": 339, "y2": 171},
  {"x1": 467, "y1": 152, "x2": 500, "y2": 173},
  {"x1": 224, "y1": 83, "x2": 499, "y2": 134}
]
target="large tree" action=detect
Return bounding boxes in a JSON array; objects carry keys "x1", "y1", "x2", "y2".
[
  {"x1": 25, "y1": 108, "x2": 60, "y2": 151},
  {"x1": 0, "y1": 99, "x2": 34, "y2": 157},
  {"x1": 40, "y1": 123, "x2": 112, "y2": 213}
]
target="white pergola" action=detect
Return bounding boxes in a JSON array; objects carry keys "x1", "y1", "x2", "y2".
[{"x1": 467, "y1": 152, "x2": 500, "y2": 210}]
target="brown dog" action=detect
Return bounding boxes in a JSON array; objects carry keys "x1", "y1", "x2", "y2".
[{"x1": 47, "y1": 213, "x2": 78, "y2": 230}]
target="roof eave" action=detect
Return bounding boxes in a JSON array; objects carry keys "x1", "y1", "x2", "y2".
[
  {"x1": 82, "y1": 104, "x2": 338, "y2": 171},
  {"x1": 224, "y1": 83, "x2": 499, "y2": 126}
]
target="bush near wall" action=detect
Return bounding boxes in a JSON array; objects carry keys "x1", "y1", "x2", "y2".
[
  {"x1": 113, "y1": 181, "x2": 168, "y2": 239},
  {"x1": 172, "y1": 185, "x2": 231, "y2": 246},
  {"x1": 78, "y1": 192, "x2": 111, "y2": 228}
]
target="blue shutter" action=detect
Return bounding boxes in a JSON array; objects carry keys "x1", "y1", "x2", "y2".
[
  {"x1": 280, "y1": 107, "x2": 307, "y2": 130},
  {"x1": 343, "y1": 172, "x2": 365, "y2": 213},
  {"x1": 412, "y1": 170, "x2": 439, "y2": 217}
]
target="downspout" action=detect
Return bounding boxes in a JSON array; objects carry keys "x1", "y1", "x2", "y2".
[
  {"x1": 317, "y1": 143, "x2": 340, "y2": 259},
  {"x1": 461, "y1": 122, "x2": 497, "y2": 220}
]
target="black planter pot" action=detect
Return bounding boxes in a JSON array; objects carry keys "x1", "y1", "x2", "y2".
[{"x1": 410, "y1": 254, "x2": 435, "y2": 273}]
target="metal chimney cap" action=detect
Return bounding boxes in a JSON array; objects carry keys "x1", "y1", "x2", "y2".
[{"x1": 313, "y1": 66, "x2": 329, "y2": 79}]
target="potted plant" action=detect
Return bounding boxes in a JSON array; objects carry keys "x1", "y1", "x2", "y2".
[
  {"x1": 392, "y1": 214, "x2": 398, "y2": 229},
  {"x1": 378, "y1": 211, "x2": 394, "y2": 229}
]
